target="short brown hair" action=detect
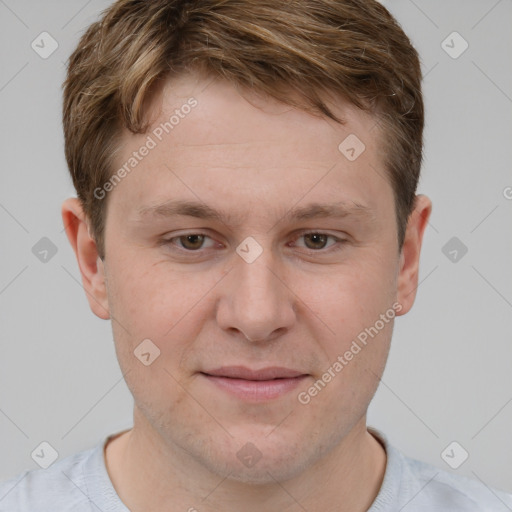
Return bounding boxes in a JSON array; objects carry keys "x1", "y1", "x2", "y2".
[{"x1": 63, "y1": 0, "x2": 423, "y2": 259}]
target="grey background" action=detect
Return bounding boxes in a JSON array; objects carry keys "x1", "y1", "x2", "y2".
[{"x1": 1, "y1": 0, "x2": 511, "y2": 495}]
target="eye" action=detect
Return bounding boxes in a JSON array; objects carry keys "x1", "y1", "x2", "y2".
[
  {"x1": 161, "y1": 231, "x2": 345, "y2": 256},
  {"x1": 166, "y1": 233, "x2": 217, "y2": 251},
  {"x1": 292, "y1": 232, "x2": 342, "y2": 251}
]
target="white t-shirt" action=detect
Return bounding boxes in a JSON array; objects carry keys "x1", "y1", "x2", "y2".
[{"x1": 1, "y1": 427, "x2": 511, "y2": 511}]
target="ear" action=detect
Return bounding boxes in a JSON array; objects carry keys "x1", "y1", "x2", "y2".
[
  {"x1": 396, "y1": 194, "x2": 432, "y2": 316},
  {"x1": 61, "y1": 198, "x2": 110, "y2": 320}
]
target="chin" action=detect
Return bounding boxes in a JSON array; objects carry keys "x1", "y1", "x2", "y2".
[
  {"x1": 200, "y1": 433, "x2": 323, "y2": 485},
  {"x1": 226, "y1": 454, "x2": 311, "y2": 485}
]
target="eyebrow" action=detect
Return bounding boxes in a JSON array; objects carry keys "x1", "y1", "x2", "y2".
[{"x1": 137, "y1": 199, "x2": 375, "y2": 225}]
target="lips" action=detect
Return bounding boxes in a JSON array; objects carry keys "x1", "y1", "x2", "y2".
[
  {"x1": 202, "y1": 366, "x2": 306, "y2": 380},
  {"x1": 200, "y1": 366, "x2": 309, "y2": 401}
]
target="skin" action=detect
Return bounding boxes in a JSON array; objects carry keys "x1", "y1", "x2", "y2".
[{"x1": 62, "y1": 73, "x2": 431, "y2": 512}]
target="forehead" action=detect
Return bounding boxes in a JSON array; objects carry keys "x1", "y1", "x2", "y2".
[
  {"x1": 134, "y1": 72, "x2": 382, "y2": 163},
  {"x1": 110, "y1": 73, "x2": 392, "y2": 223}
]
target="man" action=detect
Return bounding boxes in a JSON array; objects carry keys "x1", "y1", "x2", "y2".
[{"x1": 1, "y1": 0, "x2": 511, "y2": 510}]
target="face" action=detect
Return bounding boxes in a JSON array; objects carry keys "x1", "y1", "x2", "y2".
[{"x1": 68, "y1": 73, "x2": 428, "y2": 484}]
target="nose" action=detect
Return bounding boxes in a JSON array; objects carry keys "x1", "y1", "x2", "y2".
[{"x1": 215, "y1": 245, "x2": 296, "y2": 343}]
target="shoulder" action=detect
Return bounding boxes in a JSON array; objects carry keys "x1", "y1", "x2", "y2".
[
  {"x1": 402, "y1": 453, "x2": 512, "y2": 511},
  {"x1": 370, "y1": 428, "x2": 512, "y2": 511},
  {"x1": 0, "y1": 441, "x2": 103, "y2": 512}
]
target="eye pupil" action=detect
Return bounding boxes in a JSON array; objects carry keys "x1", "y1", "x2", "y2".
[
  {"x1": 304, "y1": 233, "x2": 328, "y2": 249},
  {"x1": 180, "y1": 234, "x2": 204, "y2": 250}
]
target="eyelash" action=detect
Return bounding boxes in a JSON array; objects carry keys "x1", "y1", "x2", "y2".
[{"x1": 160, "y1": 231, "x2": 346, "y2": 255}]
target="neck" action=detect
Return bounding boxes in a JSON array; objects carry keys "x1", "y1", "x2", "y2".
[{"x1": 105, "y1": 413, "x2": 386, "y2": 512}]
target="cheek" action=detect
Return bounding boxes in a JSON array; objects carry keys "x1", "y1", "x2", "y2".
[
  {"x1": 296, "y1": 316, "x2": 393, "y2": 433},
  {"x1": 293, "y1": 252, "x2": 397, "y2": 419},
  {"x1": 107, "y1": 254, "x2": 218, "y2": 339},
  {"x1": 104, "y1": 254, "x2": 226, "y2": 394},
  {"x1": 291, "y1": 256, "x2": 398, "y2": 350},
  {"x1": 105, "y1": 260, "x2": 200, "y2": 416}
]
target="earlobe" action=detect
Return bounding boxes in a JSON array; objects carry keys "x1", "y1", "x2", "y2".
[
  {"x1": 61, "y1": 198, "x2": 110, "y2": 320},
  {"x1": 395, "y1": 194, "x2": 432, "y2": 316}
]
